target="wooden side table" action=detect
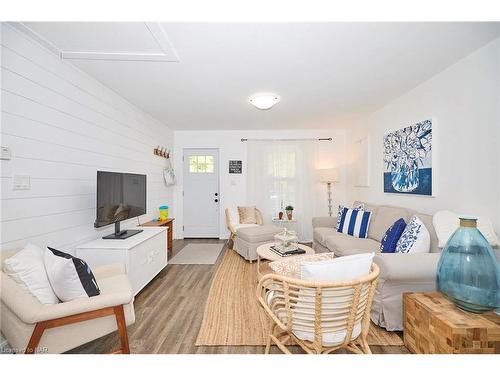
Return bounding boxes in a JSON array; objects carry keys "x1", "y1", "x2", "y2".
[
  {"x1": 403, "y1": 291, "x2": 500, "y2": 354},
  {"x1": 139, "y1": 218, "x2": 174, "y2": 258}
]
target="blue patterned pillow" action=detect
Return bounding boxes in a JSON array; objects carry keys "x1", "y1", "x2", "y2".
[
  {"x1": 395, "y1": 216, "x2": 431, "y2": 254},
  {"x1": 380, "y1": 218, "x2": 406, "y2": 253}
]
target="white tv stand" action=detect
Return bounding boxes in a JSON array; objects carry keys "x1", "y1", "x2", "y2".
[{"x1": 76, "y1": 227, "x2": 167, "y2": 295}]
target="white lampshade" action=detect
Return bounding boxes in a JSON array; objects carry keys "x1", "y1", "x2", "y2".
[{"x1": 317, "y1": 168, "x2": 340, "y2": 183}]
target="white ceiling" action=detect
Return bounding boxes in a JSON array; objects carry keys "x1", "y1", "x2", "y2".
[{"x1": 22, "y1": 22, "x2": 500, "y2": 130}]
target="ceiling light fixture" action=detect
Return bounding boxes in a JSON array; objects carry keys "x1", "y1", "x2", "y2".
[{"x1": 249, "y1": 93, "x2": 280, "y2": 110}]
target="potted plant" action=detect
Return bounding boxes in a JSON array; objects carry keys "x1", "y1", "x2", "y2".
[{"x1": 285, "y1": 205, "x2": 294, "y2": 220}]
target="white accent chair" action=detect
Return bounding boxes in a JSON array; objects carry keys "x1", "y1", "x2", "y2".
[
  {"x1": 0, "y1": 249, "x2": 135, "y2": 354},
  {"x1": 257, "y1": 263, "x2": 379, "y2": 354},
  {"x1": 225, "y1": 207, "x2": 282, "y2": 262},
  {"x1": 225, "y1": 207, "x2": 264, "y2": 245}
]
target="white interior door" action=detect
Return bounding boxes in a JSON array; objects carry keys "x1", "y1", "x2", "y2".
[{"x1": 183, "y1": 149, "x2": 220, "y2": 238}]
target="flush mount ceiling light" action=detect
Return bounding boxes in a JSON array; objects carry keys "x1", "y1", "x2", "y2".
[{"x1": 249, "y1": 93, "x2": 280, "y2": 110}]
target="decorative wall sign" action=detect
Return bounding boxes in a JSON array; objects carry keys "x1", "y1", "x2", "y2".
[
  {"x1": 383, "y1": 119, "x2": 433, "y2": 196},
  {"x1": 229, "y1": 160, "x2": 242, "y2": 174}
]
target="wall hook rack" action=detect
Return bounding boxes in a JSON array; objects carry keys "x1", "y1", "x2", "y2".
[{"x1": 154, "y1": 146, "x2": 170, "y2": 158}]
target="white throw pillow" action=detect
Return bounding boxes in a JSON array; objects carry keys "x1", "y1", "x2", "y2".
[
  {"x1": 44, "y1": 247, "x2": 100, "y2": 302},
  {"x1": 300, "y1": 252, "x2": 374, "y2": 282},
  {"x1": 433, "y1": 210, "x2": 499, "y2": 248},
  {"x1": 2, "y1": 243, "x2": 59, "y2": 304},
  {"x1": 395, "y1": 215, "x2": 430, "y2": 254}
]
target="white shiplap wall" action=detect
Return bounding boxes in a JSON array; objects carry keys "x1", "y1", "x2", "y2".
[{"x1": 0, "y1": 23, "x2": 174, "y2": 254}]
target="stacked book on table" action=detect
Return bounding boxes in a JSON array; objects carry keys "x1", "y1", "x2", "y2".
[{"x1": 269, "y1": 245, "x2": 306, "y2": 257}]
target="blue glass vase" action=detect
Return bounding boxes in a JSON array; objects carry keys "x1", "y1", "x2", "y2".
[{"x1": 436, "y1": 217, "x2": 500, "y2": 313}]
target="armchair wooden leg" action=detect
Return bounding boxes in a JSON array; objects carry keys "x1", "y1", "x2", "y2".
[
  {"x1": 24, "y1": 305, "x2": 130, "y2": 354},
  {"x1": 25, "y1": 322, "x2": 47, "y2": 354},
  {"x1": 113, "y1": 305, "x2": 130, "y2": 354}
]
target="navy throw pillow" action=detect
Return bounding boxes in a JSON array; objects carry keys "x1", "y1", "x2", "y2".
[{"x1": 380, "y1": 218, "x2": 406, "y2": 253}]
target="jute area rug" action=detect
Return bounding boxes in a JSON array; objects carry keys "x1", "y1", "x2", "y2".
[{"x1": 196, "y1": 249, "x2": 403, "y2": 347}]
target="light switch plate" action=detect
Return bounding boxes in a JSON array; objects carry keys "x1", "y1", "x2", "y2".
[
  {"x1": 13, "y1": 175, "x2": 30, "y2": 190},
  {"x1": 1, "y1": 146, "x2": 11, "y2": 160}
]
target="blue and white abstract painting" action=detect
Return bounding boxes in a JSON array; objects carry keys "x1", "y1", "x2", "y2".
[{"x1": 383, "y1": 119, "x2": 432, "y2": 196}]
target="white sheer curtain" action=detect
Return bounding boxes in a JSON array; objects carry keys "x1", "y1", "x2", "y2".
[{"x1": 247, "y1": 141, "x2": 318, "y2": 242}]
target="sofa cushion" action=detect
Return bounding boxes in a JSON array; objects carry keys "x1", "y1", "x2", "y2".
[
  {"x1": 233, "y1": 223, "x2": 259, "y2": 232},
  {"x1": 416, "y1": 213, "x2": 440, "y2": 253},
  {"x1": 325, "y1": 233, "x2": 380, "y2": 257},
  {"x1": 236, "y1": 225, "x2": 282, "y2": 243},
  {"x1": 313, "y1": 227, "x2": 338, "y2": 246},
  {"x1": 312, "y1": 216, "x2": 338, "y2": 229},
  {"x1": 341, "y1": 248, "x2": 381, "y2": 256},
  {"x1": 368, "y1": 206, "x2": 413, "y2": 242}
]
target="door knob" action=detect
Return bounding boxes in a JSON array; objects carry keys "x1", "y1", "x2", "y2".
[
  {"x1": 214, "y1": 199, "x2": 219, "y2": 203},
  {"x1": 215, "y1": 193, "x2": 218, "y2": 196}
]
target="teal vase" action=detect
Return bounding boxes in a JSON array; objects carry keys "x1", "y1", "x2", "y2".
[{"x1": 436, "y1": 217, "x2": 500, "y2": 313}]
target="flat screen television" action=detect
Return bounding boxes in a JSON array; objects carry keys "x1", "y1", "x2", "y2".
[{"x1": 95, "y1": 171, "x2": 146, "y2": 239}]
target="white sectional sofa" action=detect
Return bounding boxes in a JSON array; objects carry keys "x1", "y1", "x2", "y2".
[{"x1": 312, "y1": 201, "x2": 441, "y2": 331}]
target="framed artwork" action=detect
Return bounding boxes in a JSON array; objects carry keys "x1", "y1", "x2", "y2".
[{"x1": 383, "y1": 119, "x2": 433, "y2": 196}]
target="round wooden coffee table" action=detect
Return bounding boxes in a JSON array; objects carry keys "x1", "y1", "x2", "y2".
[{"x1": 256, "y1": 242, "x2": 315, "y2": 280}]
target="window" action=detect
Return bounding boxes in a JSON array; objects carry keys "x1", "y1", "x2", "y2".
[
  {"x1": 189, "y1": 155, "x2": 214, "y2": 173},
  {"x1": 247, "y1": 140, "x2": 318, "y2": 242},
  {"x1": 266, "y1": 151, "x2": 297, "y2": 211}
]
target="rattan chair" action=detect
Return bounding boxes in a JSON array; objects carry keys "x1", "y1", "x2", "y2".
[{"x1": 256, "y1": 263, "x2": 379, "y2": 354}]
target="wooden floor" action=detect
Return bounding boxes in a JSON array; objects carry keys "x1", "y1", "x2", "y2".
[{"x1": 70, "y1": 239, "x2": 409, "y2": 354}]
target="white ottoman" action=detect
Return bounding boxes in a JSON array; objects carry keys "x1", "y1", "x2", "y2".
[{"x1": 234, "y1": 225, "x2": 282, "y2": 262}]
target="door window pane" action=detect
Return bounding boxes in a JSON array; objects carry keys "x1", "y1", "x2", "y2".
[
  {"x1": 205, "y1": 156, "x2": 214, "y2": 173},
  {"x1": 189, "y1": 156, "x2": 198, "y2": 173},
  {"x1": 188, "y1": 155, "x2": 215, "y2": 173}
]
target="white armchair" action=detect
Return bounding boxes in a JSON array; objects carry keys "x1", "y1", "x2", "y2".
[
  {"x1": 0, "y1": 250, "x2": 135, "y2": 354},
  {"x1": 225, "y1": 207, "x2": 264, "y2": 246}
]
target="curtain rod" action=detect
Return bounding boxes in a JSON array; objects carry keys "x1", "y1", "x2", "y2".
[{"x1": 240, "y1": 137, "x2": 332, "y2": 142}]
